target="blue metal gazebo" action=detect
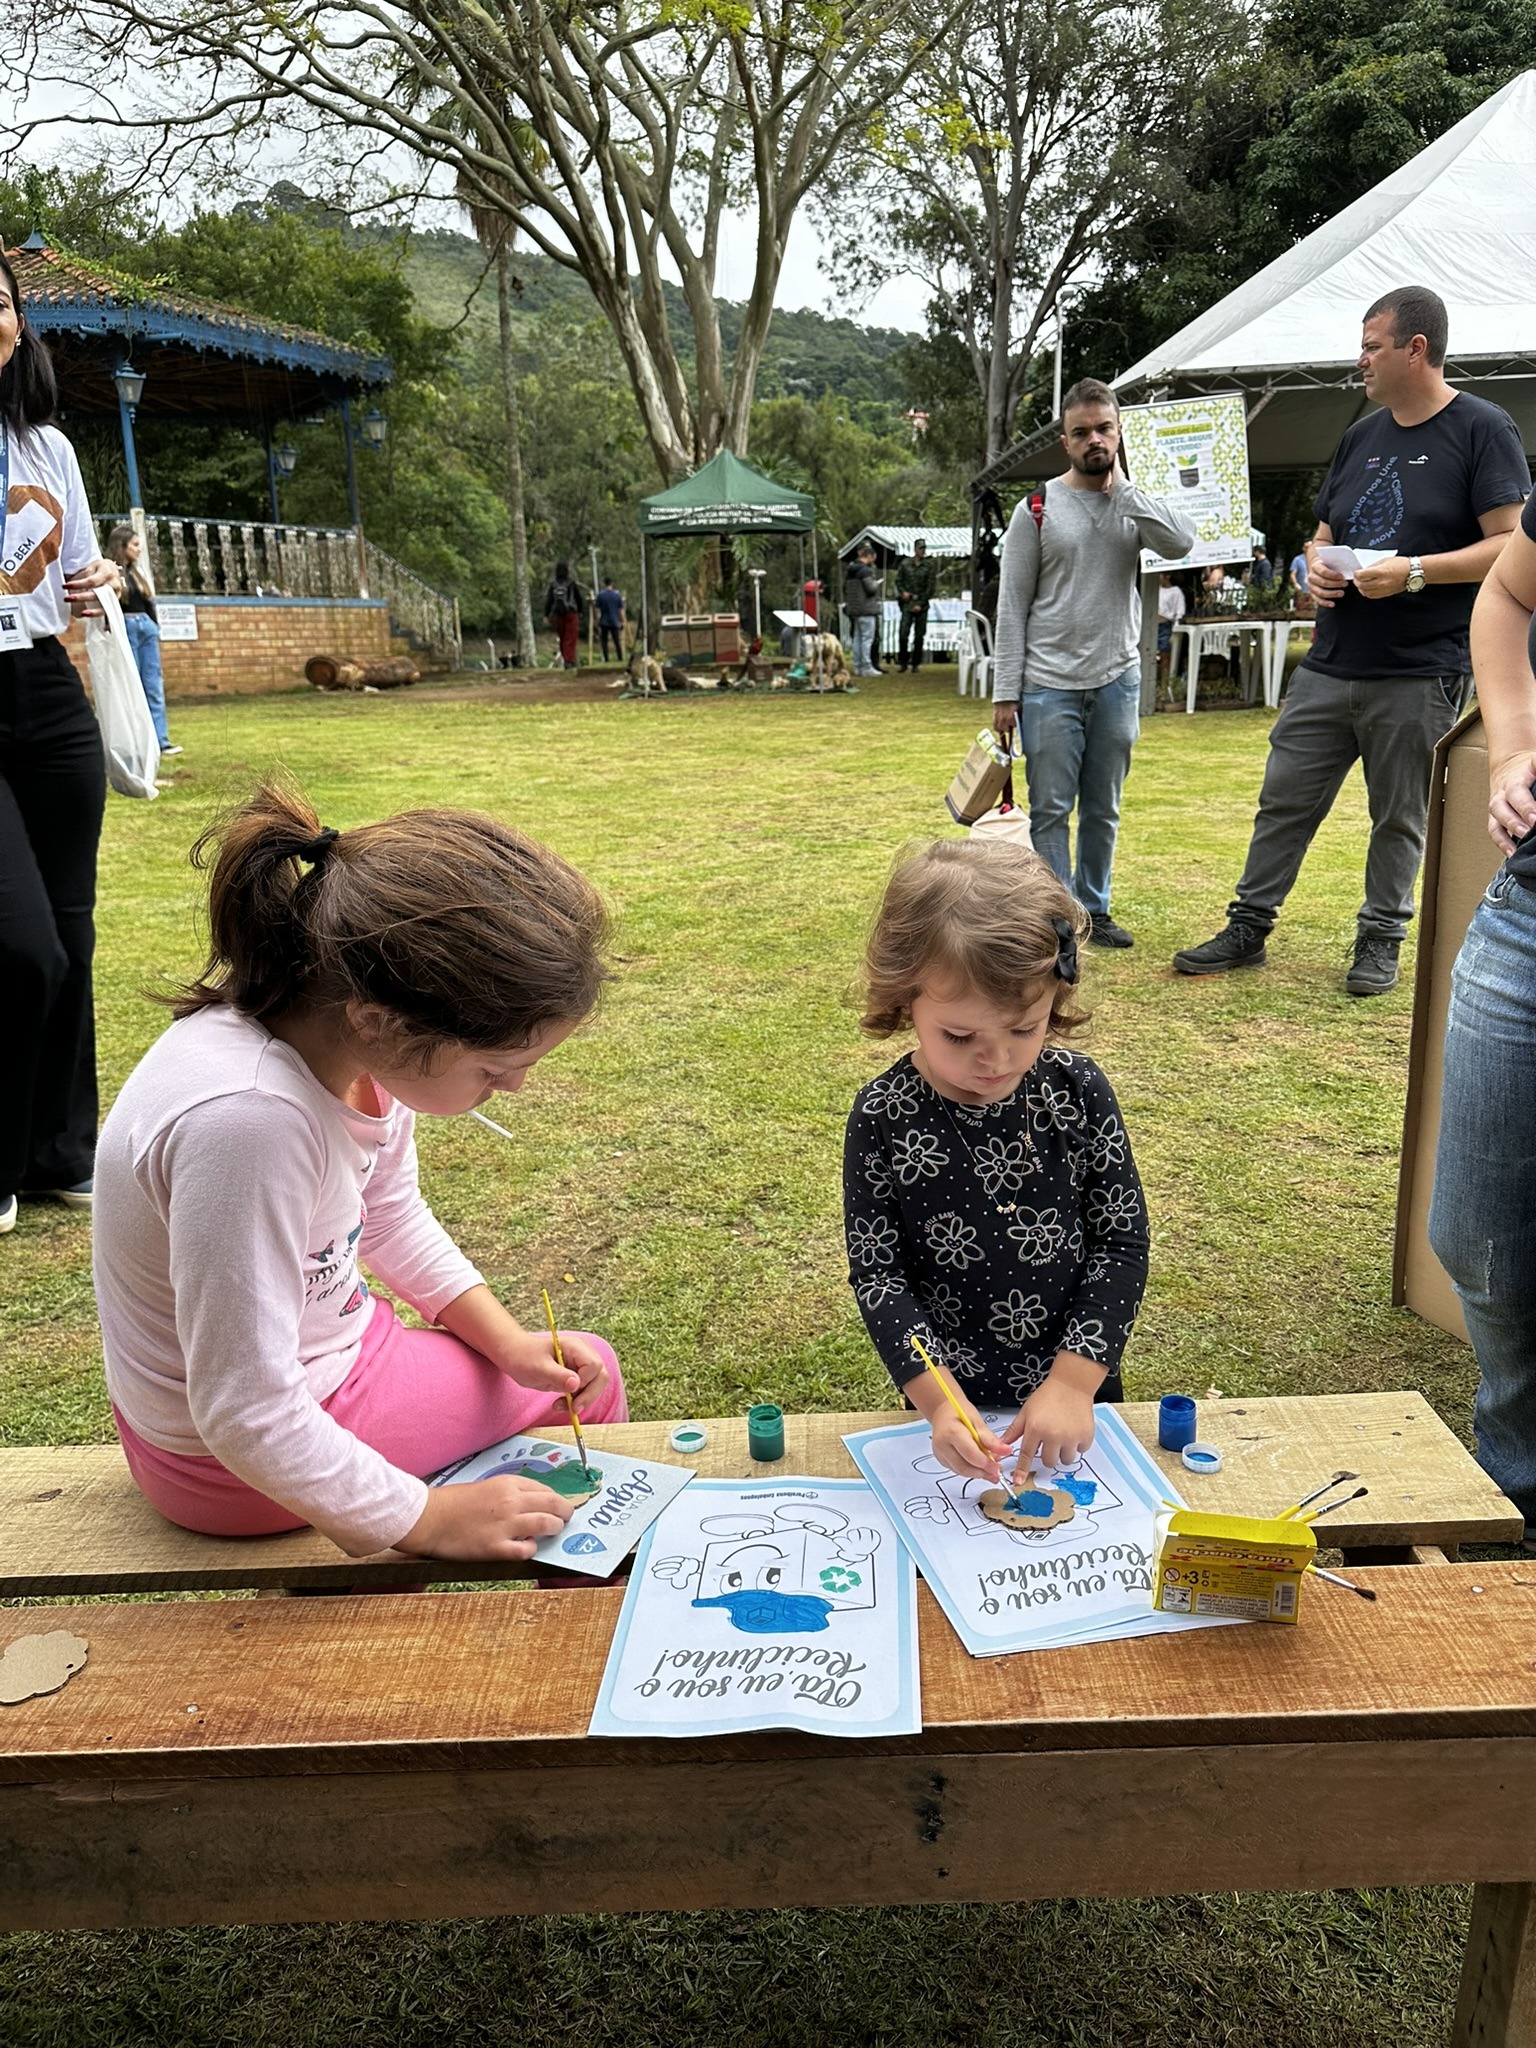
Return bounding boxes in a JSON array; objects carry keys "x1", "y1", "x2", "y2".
[{"x1": 8, "y1": 234, "x2": 391, "y2": 524}]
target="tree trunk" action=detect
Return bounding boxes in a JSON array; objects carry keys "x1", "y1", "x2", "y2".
[{"x1": 496, "y1": 248, "x2": 537, "y2": 665}]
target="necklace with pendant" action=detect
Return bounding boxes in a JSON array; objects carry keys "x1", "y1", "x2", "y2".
[{"x1": 929, "y1": 1077, "x2": 1034, "y2": 1216}]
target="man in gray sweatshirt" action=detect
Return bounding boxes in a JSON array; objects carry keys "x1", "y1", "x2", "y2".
[{"x1": 992, "y1": 378, "x2": 1196, "y2": 947}]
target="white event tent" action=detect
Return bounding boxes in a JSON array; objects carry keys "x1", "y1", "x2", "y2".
[{"x1": 975, "y1": 67, "x2": 1536, "y2": 487}]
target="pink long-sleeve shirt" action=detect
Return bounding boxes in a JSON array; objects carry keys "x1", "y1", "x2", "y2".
[{"x1": 94, "y1": 1005, "x2": 484, "y2": 1554}]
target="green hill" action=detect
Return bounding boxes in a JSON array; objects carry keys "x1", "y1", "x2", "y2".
[{"x1": 401, "y1": 225, "x2": 912, "y2": 407}]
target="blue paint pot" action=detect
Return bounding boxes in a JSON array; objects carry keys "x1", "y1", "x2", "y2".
[{"x1": 1158, "y1": 1394, "x2": 1198, "y2": 1451}]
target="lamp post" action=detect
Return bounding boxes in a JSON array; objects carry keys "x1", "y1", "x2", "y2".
[
  {"x1": 265, "y1": 431, "x2": 298, "y2": 525},
  {"x1": 340, "y1": 399, "x2": 387, "y2": 597},
  {"x1": 113, "y1": 362, "x2": 146, "y2": 523}
]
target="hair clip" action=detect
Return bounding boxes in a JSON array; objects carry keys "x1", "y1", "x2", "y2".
[
  {"x1": 1051, "y1": 915, "x2": 1079, "y2": 986},
  {"x1": 295, "y1": 826, "x2": 339, "y2": 864}
]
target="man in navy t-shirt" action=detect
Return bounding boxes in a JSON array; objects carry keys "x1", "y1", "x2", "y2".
[
  {"x1": 1174, "y1": 286, "x2": 1528, "y2": 995},
  {"x1": 593, "y1": 578, "x2": 626, "y2": 663}
]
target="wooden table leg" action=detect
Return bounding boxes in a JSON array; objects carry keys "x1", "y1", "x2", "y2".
[{"x1": 1455, "y1": 1885, "x2": 1536, "y2": 2047}]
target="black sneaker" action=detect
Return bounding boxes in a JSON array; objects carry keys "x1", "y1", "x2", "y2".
[
  {"x1": 1173, "y1": 923, "x2": 1268, "y2": 975},
  {"x1": 1089, "y1": 913, "x2": 1135, "y2": 949},
  {"x1": 1345, "y1": 935, "x2": 1400, "y2": 997}
]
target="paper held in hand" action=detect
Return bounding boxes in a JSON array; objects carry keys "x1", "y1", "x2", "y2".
[
  {"x1": 1314, "y1": 544, "x2": 1397, "y2": 581},
  {"x1": 431, "y1": 1433, "x2": 693, "y2": 1578}
]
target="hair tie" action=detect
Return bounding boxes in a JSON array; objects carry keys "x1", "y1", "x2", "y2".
[
  {"x1": 295, "y1": 826, "x2": 339, "y2": 864},
  {"x1": 1052, "y1": 915, "x2": 1080, "y2": 987}
]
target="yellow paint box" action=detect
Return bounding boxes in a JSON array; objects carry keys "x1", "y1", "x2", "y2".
[{"x1": 1152, "y1": 1509, "x2": 1316, "y2": 1625}]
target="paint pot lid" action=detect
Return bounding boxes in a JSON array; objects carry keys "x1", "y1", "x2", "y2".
[
  {"x1": 1181, "y1": 1441, "x2": 1224, "y2": 1473},
  {"x1": 669, "y1": 1423, "x2": 709, "y2": 1454}
]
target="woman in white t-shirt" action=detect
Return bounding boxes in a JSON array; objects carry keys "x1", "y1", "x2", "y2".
[{"x1": 0, "y1": 251, "x2": 120, "y2": 1237}]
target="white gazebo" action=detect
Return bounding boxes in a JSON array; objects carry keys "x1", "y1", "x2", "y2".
[{"x1": 976, "y1": 67, "x2": 1536, "y2": 487}]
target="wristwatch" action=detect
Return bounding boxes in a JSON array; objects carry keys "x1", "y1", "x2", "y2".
[{"x1": 1405, "y1": 555, "x2": 1426, "y2": 594}]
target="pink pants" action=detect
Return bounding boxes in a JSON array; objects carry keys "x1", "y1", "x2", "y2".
[{"x1": 113, "y1": 1298, "x2": 628, "y2": 1538}]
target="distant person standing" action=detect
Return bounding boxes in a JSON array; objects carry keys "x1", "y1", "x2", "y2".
[
  {"x1": 106, "y1": 524, "x2": 178, "y2": 758},
  {"x1": 1174, "y1": 285, "x2": 1527, "y2": 996},
  {"x1": 843, "y1": 543, "x2": 883, "y2": 677},
  {"x1": 1289, "y1": 548, "x2": 1310, "y2": 597},
  {"x1": 593, "y1": 577, "x2": 626, "y2": 663},
  {"x1": 1247, "y1": 545, "x2": 1275, "y2": 596},
  {"x1": 543, "y1": 560, "x2": 586, "y2": 669},
  {"x1": 992, "y1": 378, "x2": 1196, "y2": 949},
  {"x1": 1157, "y1": 572, "x2": 1185, "y2": 683},
  {"x1": 895, "y1": 539, "x2": 939, "y2": 672}
]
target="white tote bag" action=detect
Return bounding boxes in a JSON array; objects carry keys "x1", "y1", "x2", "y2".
[{"x1": 83, "y1": 585, "x2": 159, "y2": 800}]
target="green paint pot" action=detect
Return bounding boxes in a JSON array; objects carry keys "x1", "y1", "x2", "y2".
[{"x1": 747, "y1": 1403, "x2": 785, "y2": 1462}]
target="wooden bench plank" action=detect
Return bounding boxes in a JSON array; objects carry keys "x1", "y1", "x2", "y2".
[
  {"x1": 6, "y1": 1735, "x2": 1536, "y2": 1932},
  {"x1": 0, "y1": 1394, "x2": 1518, "y2": 1597},
  {"x1": 3, "y1": 1563, "x2": 1536, "y2": 1779}
]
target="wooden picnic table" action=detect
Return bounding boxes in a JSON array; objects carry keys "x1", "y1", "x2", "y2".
[
  {"x1": 0, "y1": 1393, "x2": 1517, "y2": 1597},
  {"x1": 2, "y1": 1392, "x2": 1531, "y2": 2044}
]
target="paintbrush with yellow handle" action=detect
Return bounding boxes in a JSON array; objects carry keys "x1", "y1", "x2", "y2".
[
  {"x1": 910, "y1": 1334, "x2": 1004, "y2": 1481},
  {"x1": 541, "y1": 1285, "x2": 593, "y2": 1479}
]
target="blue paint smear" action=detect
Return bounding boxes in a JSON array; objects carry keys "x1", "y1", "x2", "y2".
[
  {"x1": 1002, "y1": 1488, "x2": 1058, "y2": 1518},
  {"x1": 692, "y1": 1590, "x2": 835, "y2": 1634},
  {"x1": 1054, "y1": 1473, "x2": 1098, "y2": 1505}
]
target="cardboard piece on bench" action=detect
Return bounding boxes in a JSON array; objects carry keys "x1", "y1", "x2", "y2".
[
  {"x1": 1395, "y1": 707, "x2": 1501, "y2": 1340},
  {"x1": 0, "y1": 1395, "x2": 1519, "y2": 1598},
  {"x1": 0, "y1": 1629, "x2": 88, "y2": 1705}
]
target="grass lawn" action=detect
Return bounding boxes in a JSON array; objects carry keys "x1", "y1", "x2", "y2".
[{"x1": 0, "y1": 675, "x2": 1477, "y2": 2046}]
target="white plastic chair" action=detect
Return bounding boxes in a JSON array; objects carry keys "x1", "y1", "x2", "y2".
[{"x1": 957, "y1": 610, "x2": 995, "y2": 698}]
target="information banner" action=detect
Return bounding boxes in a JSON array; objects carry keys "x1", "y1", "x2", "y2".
[{"x1": 1119, "y1": 391, "x2": 1252, "y2": 571}]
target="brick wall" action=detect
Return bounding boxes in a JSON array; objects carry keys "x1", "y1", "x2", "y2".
[{"x1": 62, "y1": 599, "x2": 396, "y2": 699}]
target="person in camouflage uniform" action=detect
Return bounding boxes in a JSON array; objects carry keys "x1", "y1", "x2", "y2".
[{"x1": 895, "y1": 539, "x2": 939, "y2": 672}]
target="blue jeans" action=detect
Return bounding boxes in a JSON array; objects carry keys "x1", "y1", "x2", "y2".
[
  {"x1": 123, "y1": 612, "x2": 169, "y2": 749},
  {"x1": 1017, "y1": 667, "x2": 1140, "y2": 916},
  {"x1": 850, "y1": 616, "x2": 877, "y2": 674},
  {"x1": 1429, "y1": 868, "x2": 1536, "y2": 1528}
]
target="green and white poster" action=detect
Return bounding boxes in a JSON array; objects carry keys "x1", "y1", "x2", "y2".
[{"x1": 1120, "y1": 392, "x2": 1252, "y2": 571}]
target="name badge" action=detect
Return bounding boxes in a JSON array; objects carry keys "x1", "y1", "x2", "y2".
[{"x1": 0, "y1": 602, "x2": 32, "y2": 652}]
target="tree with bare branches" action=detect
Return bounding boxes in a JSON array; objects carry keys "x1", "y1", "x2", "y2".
[
  {"x1": 5, "y1": 0, "x2": 935, "y2": 483},
  {"x1": 845, "y1": 0, "x2": 1257, "y2": 464}
]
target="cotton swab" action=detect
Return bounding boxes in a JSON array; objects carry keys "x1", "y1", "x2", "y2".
[
  {"x1": 470, "y1": 1107, "x2": 517, "y2": 1143},
  {"x1": 909, "y1": 1335, "x2": 998, "y2": 1476},
  {"x1": 541, "y1": 1285, "x2": 593, "y2": 1480}
]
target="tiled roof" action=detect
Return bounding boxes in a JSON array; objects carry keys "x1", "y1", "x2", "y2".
[{"x1": 6, "y1": 241, "x2": 389, "y2": 383}]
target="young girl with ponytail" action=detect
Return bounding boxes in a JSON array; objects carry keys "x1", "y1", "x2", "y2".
[{"x1": 93, "y1": 784, "x2": 627, "y2": 1561}]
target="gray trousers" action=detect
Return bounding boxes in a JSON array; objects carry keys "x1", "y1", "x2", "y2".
[{"x1": 1229, "y1": 663, "x2": 1467, "y2": 943}]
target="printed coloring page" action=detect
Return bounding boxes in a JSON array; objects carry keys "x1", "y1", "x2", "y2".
[
  {"x1": 591, "y1": 1478, "x2": 920, "y2": 1738},
  {"x1": 432, "y1": 1434, "x2": 693, "y2": 1578},
  {"x1": 846, "y1": 1406, "x2": 1237, "y2": 1657}
]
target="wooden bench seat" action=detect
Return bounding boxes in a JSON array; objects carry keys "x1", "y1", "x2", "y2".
[
  {"x1": 1, "y1": 1391, "x2": 1531, "y2": 2042},
  {"x1": 0, "y1": 1392, "x2": 1518, "y2": 1596}
]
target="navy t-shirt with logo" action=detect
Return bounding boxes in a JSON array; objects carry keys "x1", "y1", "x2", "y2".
[{"x1": 1311, "y1": 392, "x2": 1529, "y2": 680}]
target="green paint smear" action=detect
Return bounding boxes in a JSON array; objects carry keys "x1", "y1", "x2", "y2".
[{"x1": 537, "y1": 1461, "x2": 601, "y2": 1497}]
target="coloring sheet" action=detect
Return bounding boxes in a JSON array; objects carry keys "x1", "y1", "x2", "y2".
[
  {"x1": 432, "y1": 1434, "x2": 693, "y2": 1579},
  {"x1": 845, "y1": 1406, "x2": 1238, "y2": 1658},
  {"x1": 590, "y1": 1478, "x2": 920, "y2": 1738}
]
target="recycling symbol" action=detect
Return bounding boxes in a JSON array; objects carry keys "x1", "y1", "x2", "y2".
[{"x1": 819, "y1": 1564, "x2": 862, "y2": 1594}]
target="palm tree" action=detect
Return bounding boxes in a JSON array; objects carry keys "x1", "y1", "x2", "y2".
[{"x1": 457, "y1": 164, "x2": 537, "y2": 667}]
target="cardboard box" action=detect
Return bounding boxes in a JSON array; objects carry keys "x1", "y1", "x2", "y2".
[
  {"x1": 1393, "y1": 707, "x2": 1501, "y2": 1339},
  {"x1": 1153, "y1": 1508, "x2": 1316, "y2": 1624}
]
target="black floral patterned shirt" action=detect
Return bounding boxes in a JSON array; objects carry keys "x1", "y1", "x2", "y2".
[{"x1": 842, "y1": 1049, "x2": 1150, "y2": 1410}]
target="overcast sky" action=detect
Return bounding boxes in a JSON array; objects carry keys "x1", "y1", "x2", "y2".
[{"x1": 8, "y1": 76, "x2": 932, "y2": 334}]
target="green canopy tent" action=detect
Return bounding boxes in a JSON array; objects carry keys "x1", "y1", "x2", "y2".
[{"x1": 637, "y1": 449, "x2": 818, "y2": 659}]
